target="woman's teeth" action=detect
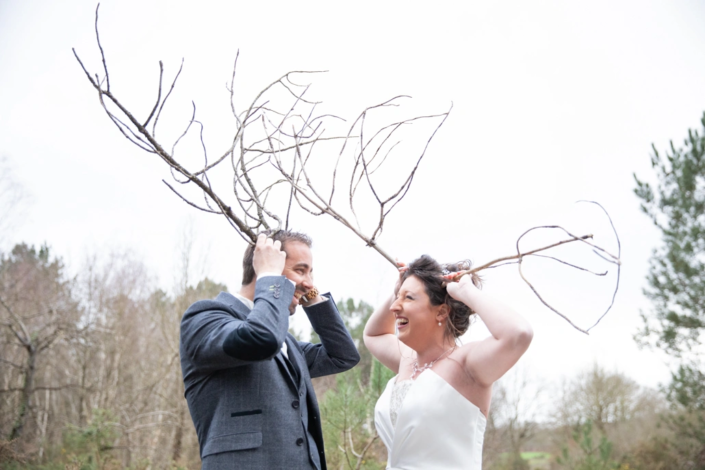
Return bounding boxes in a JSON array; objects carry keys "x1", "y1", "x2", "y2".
[{"x1": 396, "y1": 318, "x2": 409, "y2": 326}]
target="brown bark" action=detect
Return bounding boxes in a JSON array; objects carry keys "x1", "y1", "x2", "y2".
[{"x1": 9, "y1": 345, "x2": 35, "y2": 440}]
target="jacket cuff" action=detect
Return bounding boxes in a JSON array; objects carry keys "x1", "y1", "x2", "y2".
[{"x1": 303, "y1": 292, "x2": 335, "y2": 315}]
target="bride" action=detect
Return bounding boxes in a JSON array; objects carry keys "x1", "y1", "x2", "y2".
[{"x1": 363, "y1": 255, "x2": 533, "y2": 469}]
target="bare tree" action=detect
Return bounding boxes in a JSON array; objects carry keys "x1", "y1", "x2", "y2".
[
  {"x1": 484, "y1": 366, "x2": 545, "y2": 470},
  {"x1": 0, "y1": 244, "x2": 78, "y2": 443},
  {"x1": 73, "y1": 5, "x2": 621, "y2": 334},
  {"x1": 550, "y1": 364, "x2": 672, "y2": 467}
]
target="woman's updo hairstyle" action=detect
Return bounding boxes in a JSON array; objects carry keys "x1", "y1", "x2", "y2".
[{"x1": 401, "y1": 255, "x2": 482, "y2": 339}]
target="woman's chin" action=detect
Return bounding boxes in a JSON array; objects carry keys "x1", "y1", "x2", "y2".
[{"x1": 397, "y1": 333, "x2": 412, "y2": 347}]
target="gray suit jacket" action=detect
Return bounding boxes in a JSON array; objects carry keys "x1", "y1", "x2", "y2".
[{"x1": 180, "y1": 276, "x2": 360, "y2": 469}]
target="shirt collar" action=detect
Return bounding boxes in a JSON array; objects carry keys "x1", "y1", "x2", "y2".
[{"x1": 233, "y1": 292, "x2": 254, "y2": 310}]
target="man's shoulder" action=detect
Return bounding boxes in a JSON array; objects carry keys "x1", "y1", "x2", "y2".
[{"x1": 183, "y1": 292, "x2": 248, "y2": 319}]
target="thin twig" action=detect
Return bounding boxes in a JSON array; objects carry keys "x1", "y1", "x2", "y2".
[
  {"x1": 162, "y1": 180, "x2": 222, "y2": 214},
  {"x1": 143, "y1": 61, "x2": 163, "y2": 127}
]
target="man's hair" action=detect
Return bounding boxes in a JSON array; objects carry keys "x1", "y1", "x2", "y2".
[{"x1": 241, "y1": 230, "x2": 313, "y2": 285}]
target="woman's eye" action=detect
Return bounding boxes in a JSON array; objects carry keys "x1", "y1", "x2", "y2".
[{"x1": 406, "y1": 295, "x2": 413, "y2": 300}]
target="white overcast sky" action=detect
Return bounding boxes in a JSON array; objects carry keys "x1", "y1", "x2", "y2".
[{"x1": 2, "y1": 0, "x2": 705, "y2": 390}]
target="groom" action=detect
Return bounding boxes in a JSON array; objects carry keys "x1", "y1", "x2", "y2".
[{"x1": 180, "y1": 231, "x2": 360, "y2": 469}]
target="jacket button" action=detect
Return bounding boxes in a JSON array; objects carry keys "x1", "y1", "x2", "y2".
[
  {"x1": 292, "y1": 400, "x2": 300, "y2": 409},
  {"x1": 296, "y1": 437, "x2": 304, "y2": 446}
]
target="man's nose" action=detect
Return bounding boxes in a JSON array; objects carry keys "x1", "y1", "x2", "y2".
[{"x1": 301, "y1": 273, "x2": 314, "y2": 289}]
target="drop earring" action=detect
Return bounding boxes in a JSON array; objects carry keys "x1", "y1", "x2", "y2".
[{"x1": 438, "y1": 322, "x2": 442, "y2": 326}]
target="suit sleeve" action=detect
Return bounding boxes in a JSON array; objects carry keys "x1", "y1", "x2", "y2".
[
  {"x1": 298, "y1": 294, "x2": 361, "y2": 378},
  {"x1": 180, "y1": 276, "x2": 295, "y2": 373}
]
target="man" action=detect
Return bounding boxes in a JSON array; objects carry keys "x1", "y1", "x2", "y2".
[{"x1": 180, "y1": 231, "x2": 360, "y2": 469}]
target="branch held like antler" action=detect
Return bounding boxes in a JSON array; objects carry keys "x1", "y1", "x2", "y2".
[
  {"x1": 75, "y1": 9, "x2": 621, "y2": 333},
  {"x1": 445, "y1": 201, "x2": 621, "y2": 334}
]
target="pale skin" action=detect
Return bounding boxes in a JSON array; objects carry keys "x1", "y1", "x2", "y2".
[
  {"x1": 239, "y1": 233, "x2": 324, "y2": 313},
  {"x1": 363, "y1": 267, "x2": 533, "y2": 418}
]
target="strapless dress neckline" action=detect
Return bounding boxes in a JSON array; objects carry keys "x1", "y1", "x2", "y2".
[{"x1": 374, "y1": 369, "x2": 486, "y2": 469}]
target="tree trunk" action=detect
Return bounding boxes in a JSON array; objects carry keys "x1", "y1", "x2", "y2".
[
  {"x1": 172, "y1": 405, "x2": 184, "y2": 462},
  {"x1": 10, "y1": 344, "x2": 36, "y2": 440}
]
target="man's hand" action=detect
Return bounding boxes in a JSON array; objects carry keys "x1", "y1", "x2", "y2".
[{"x1": 253, "y1": 233, "x2": 286, "y2": 277}]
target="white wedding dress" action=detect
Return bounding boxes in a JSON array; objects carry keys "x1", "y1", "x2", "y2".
[{"x1": 374, "y1": 370, "x2": 487, "y2": 469}]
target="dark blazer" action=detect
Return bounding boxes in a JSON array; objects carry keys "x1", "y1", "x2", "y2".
[{"x1": 180, "y1": 275, "x2": 360, "y2": 469}]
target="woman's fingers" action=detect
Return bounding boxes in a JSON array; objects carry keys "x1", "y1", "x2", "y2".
[{"x1": 442, "y1": 272, "x2": 471, "y2": 283}]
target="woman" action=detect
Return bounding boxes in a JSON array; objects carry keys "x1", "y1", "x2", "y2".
[{"x1": 364, "y1": 255, "x2": 533, "y2": 469}]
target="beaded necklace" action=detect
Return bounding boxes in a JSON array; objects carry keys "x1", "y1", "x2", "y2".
[{"x1": 411, "y1": 347, "x2": 455, "y2": 379}]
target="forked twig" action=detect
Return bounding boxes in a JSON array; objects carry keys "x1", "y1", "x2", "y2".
[{"x1": 447, "y1": 201, "x2": 621, "y2": 334}]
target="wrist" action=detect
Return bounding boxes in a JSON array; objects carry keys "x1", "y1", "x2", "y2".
[
  {"x1": 451, "y1": 282, "x2": 480, "y2": 305},
  {"x1": 306, "y1": 295, "x2": 326, "y2": 306},
  {"x1": 257, "y1": 271, "x2": 284, "y2": 279}
]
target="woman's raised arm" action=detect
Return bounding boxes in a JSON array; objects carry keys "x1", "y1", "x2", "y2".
[
  {"x1": 447, "y1": 276, "x2": 533, "y2": 387},
  {"x1": 363, "y1": 293, "x2": 405, "y2": 373}
]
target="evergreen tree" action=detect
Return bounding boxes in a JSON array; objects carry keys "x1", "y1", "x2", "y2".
[
  {"x1": 634, "y1": 111, "x2": 705, "y2": 467},
  {"x1": 318, "y1": 298, "x2": 394, "y2": 469}
]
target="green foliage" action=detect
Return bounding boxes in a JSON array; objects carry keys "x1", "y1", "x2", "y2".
[
  {"x1": 495, "y1": 452, "x2": 530, "y2": 470},
  {"x1": 314, "y1": 298, "x2": 375, "y2": 374},
  {"x1": 318, "y1": 297, "x2": 393, "y2": 469},
  {"x1": 620, "y1": 436, "x2": 675, "y2": 470},
  {"x1": 634, "y1": 111, "x2": 705, "y2": 466},
  {"x1": 61, "y1": 408, "x2": 121, "y2": 470},
  {"x1": 490, "y1": 451, "x2": 552, "y2": 470},
  {"x1": 633, "y1": 112, "x2": 705, "y2": 355},
  {"x1": 668, "y1": 364, "x2": 705, "y2": 411},
  {"x1": 0, "y1": 409, "x2": 122, "y2": 470},
  {"x1": 556, "y1": 420, "x2": 618, "y2": 470},
  {"x1": 320, "y1": 359, "x2": 393, "y2": 469}
]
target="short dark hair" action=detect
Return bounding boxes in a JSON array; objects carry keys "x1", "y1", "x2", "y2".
[
  {"x1": 241, "y1": 230, "x2": 313, "y2": 285},
  {"x1": 401, "y1": 255, "x2": 482, "y2": 339}
]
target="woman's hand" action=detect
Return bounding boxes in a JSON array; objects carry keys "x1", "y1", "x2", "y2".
[
  {"x1": 445, "y1": 273, "x2": 479, "y2": 300},
  {"x1": 393, "y1": 260, "x2": 408, "y2": 297}
]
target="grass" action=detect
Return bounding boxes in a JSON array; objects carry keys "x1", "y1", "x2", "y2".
[{"x1": 521, "y1": 452, "x2": 551, "y2": 460}]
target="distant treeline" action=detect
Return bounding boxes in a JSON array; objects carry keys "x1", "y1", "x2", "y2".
[{"x1": 0, "y1": 243, "x2": 701, "y2": 469}]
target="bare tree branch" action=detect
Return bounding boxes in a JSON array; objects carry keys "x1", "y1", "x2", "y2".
[
  {"x1": 162, "y1": 180, "x2": 222, "y2": 214},
  {"x1": 446, "y1": 202, "x2": 622, "y2": 334},
  {"x1": 143, "y1": 61, "x2": 163, "y2": 128},
  {"x1": 0, "y1": 357, "x2": 24, "y2": 370},
  {"x1": 74, "y1": 9, "x2": 622, "y2": 332},
  {"x1": 0, "y1": 295, "x2": 30, "y2": 346}
]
